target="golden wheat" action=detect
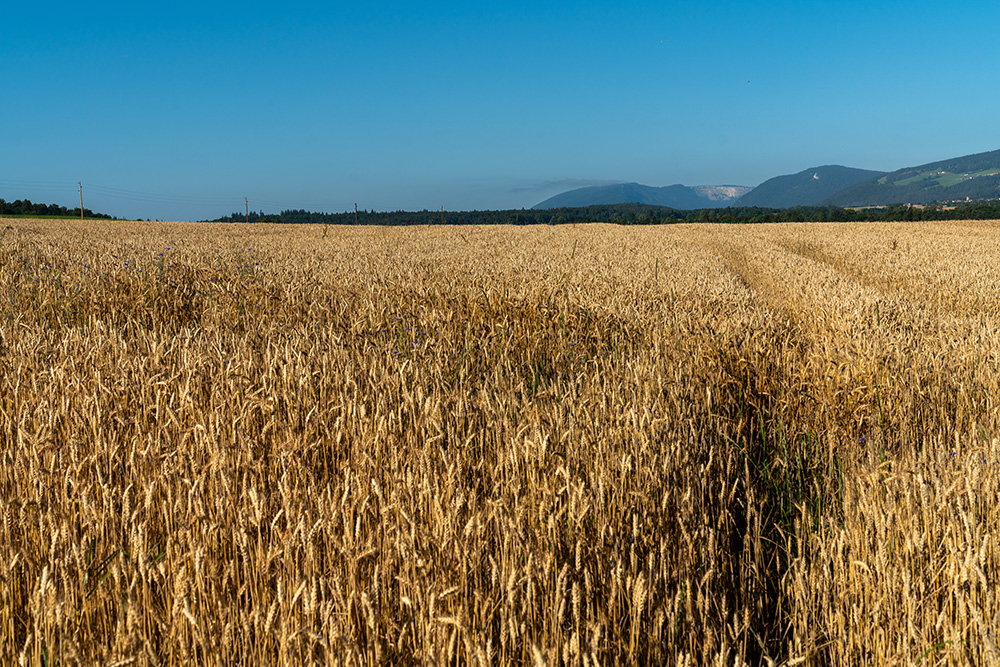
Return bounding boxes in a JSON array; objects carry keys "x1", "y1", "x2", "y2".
[{"x1": 1, "y1": 218, "x2": 998, "y2": 665}]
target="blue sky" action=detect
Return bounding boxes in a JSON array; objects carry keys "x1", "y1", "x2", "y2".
[{"x1": 3, "y1": 1, "x2": 999, "y2": 220}]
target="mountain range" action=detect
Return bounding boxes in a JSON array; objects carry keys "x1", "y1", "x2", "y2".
[{"x1": 533, "y1": 149, "x2": 1000, "y2": 210}]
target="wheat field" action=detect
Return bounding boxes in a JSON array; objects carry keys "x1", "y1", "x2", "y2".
[{"x1": 1, "y1": 218, "x2": 998, "y2": 665}]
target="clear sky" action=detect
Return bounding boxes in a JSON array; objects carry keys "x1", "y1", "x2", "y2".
[{"x1": 4, "y1": 1, "x2": 999, "y2": 221}]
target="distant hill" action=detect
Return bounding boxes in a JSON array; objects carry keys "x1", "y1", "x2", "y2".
[
  {"x1": 822, "y1": 149, "x2": 1000, "y2": 206},
  {"x1": 734, "y1": 165, "x2": 887, "y2": 208},
  {"x1": 533, "y1": 183, "x2": 752, "y2": 210}
]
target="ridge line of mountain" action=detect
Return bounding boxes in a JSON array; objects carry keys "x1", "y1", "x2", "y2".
[{"x1": 533, "y1": 148, "x2": 1000, "y2": 209}]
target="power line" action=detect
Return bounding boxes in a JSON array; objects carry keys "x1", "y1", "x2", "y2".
[
  {"x1": 85, "y1": 184, "x2": 248, "y2": 205},
  {"x1": 0, "y1": 179, "x2": 77, "y2": 196},
  {"x1": 0, "y1": 178, "x2": 331, "y2": 216}
]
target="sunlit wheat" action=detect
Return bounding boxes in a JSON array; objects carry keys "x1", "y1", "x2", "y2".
[{"x1": 1, "y1": 218, "x2": 998, "y2": 665}]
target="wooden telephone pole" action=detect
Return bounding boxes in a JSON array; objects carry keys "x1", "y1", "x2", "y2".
[
  {"x1": 245, "y1": 197, "x2": 249, "y2": 224},
  {"x1": 355, "y1": 203, "x2": 358, "y2": 225},
  {"x1": 79, "y1": 182, "x2": 84, "y2": 220}
]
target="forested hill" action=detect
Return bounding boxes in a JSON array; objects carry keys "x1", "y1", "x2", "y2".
[
  {"x1": 823, "y1": 148, "x2": 1000, "y2": 206},
  {"x1": 734, "y1": 165, "x2": 886, "y2": 208}
]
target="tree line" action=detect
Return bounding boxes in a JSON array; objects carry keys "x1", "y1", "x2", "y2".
[
  {"x1": 0, "y1": 198, "x2": 112, "y2": 219},
  {"x1": 210, "y1": 201, "x2": 1000, "y2": 225},
  {"x1": 5, "y1": 196, "x2": 1000, "y2": 225}
]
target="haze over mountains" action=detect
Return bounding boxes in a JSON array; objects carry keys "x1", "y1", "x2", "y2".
[
  {"x1": 533, "y1": 183, "x2": 752, "y2": 210},
  {"x1": 533, "y1": 149, "x2": 1000, "y2": 210}
]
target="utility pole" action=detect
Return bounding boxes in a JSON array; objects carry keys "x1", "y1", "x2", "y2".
[
  {"x1": 245, "y1": 197, "x2": 249, "y2": 224},
  {"x1": 354, "y1": 203, "x2": 358, "y2": 225},
  {"x1": 79, "y1": 181, "x2": 84, "y2": 220}
]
